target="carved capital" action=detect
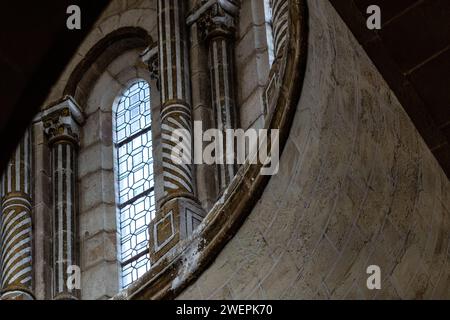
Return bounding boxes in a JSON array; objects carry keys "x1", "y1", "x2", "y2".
[
  {"x1": 42, "y1": 97, "x2": 84, "y2": 145},
  {"x1": 189, "y1": 0, "x2": 240, "y2": 41}
]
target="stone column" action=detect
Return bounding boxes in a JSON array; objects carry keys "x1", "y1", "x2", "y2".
[
  {"x1": 0, "y1": 129, "x2": 34, "y2": 300},
  {"x1": 196, "y1": 0, "x2": 239, "y2": 192},
  {"x1": 188, "y1": 13, "x2": 218, "y2": 210},
  {"x1": 149, "y1": 0, "x2": 206, "y2": 263},
  {"x1": 270, "y1": 0, "x2": 289, "y2": 60},
  {"x1": 42, "y1": 97, "x2": 83, "y2": 300},
  {"x1": 265, "y1": 0, "x2": 289, "y2": 115}
]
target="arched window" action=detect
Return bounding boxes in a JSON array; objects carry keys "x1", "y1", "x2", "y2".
[
  {"x1": 113, "y1": 80, "x2": 156, "y2": 288},
  {"x1": 264, "y1": 0, "x2": 275, "y2": 66}
]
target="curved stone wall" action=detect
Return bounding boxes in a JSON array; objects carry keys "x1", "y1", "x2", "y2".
[{"x1": 178, "y1": 0, "x2": 450, "y2": 299}]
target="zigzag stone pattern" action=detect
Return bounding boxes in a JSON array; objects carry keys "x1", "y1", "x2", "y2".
[
  {"x1": 0, "y1": 129, "x2": 34, "y2": 300},
  {"x1": 148, "y1": 0, "x2": 206, "y2": 263}
]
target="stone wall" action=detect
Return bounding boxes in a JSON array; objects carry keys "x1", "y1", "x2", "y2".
[
  {"x1": 78, "y1": 49, "x2": 158, "y2": 300},
  {"x1": 177, "y1": 0, "x2": 450, "y2": 299},
  {"x1": 235, "y1": 0, "x2": 272, "y2": 131},
  {"x1": 34, "y1": 0, "x2": 159, "y2": 300}
]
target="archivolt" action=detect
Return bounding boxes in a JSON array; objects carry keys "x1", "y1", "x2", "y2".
[{"x1": 64, "y1": 27, "x2": 153, "y2": 109}]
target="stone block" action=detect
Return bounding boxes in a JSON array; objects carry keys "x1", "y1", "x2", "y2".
[
  {"x1": 149, "y1": 197, "x2": 206, "y2": 263},
  {"x1": 260, "y1": 252, "x2": 299, "y2": 299},
  {"x1": 82, "y1": 231, "x2": 119, "y2": 270},
  {"x1": 81, "y1": 261, "x2": 120, "y2": 300},
  {"x1": 79, "y1": 203, "x2": 117, "y2": 238},
  {"x1": 79, "y1": 170, "x2": 116, "y2": 213}
]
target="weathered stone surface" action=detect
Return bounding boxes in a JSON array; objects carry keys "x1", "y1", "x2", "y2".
[
  {"x1": 81, "y1": 261, "x2": 120, "y2": 300},
  {"x1": 27, "y1": 0, "x2": 449, "y2": 301},
  {"x1": 178, "y1": 0, "x2": 450, "y2": 300},
  {"x1": 62, "y1": 4, "x2": 159, "y2": 298},
  {"x1": 235, "y1": 0, "x2": 272, "y2": 130}
]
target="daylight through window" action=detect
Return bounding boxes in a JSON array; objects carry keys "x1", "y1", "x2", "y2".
[{"x1": 114, "y1": 80, "x2": 155, "y2": 288}]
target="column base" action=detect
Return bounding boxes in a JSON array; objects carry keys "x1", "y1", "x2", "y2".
[
  {"x1": 53, "y1": 292, "x2": 78, "y2": 300},
  {"x1": 149, "y1": 197, "x2": 206, "y2": 263},
  {"x1": 0, "y1": 290, "x2": 34, "y2": 300}
]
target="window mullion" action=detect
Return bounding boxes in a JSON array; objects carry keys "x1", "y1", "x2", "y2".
[
  {"x1": 118, "y1": 186, "x2": 155, "y2": 209},
  {"x1": 116, "y1": 124, "x2": 152, "y2": 148}
]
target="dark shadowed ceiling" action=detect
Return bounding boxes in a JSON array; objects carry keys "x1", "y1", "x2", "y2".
[
  {"x1": 330, "y1": 0, "x2": 450, "y2": 178},
  {"x1": 0, "y1": 0, "x2": 449, "y2": 179},
  {"x1": 0, "y1": 0, "x2": 108, "y2": 173}
]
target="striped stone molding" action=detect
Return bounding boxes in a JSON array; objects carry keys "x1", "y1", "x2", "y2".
[
  {"x1": 149, "y1": 0, "x2": 206, "y2": 264},
  {"x1": 265, "y1": 0, "x2": 290, "y2": 117},
  {"x1": 157, "y1": 0, "x2": 194, "y2": 200},
  {"x1": 270, "y1": 0, "x2": 289, "y2": 60},
  {"x1": 114, "y1": 0, "x2": 309, "y2": 300},
  {"x1": 42, "y1": 97, "x2": 83, "y2": 300},
  {"x1": 194, "y1": 0, "x2": 239, "y2": 192},
  {"x1": 0, "y1": 129, "x2": 34, "y2": 300}
]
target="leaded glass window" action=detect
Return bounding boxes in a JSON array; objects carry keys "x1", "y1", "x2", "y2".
[{"x1": 114, "y1": 80, "x2": 155, "y2": 289}]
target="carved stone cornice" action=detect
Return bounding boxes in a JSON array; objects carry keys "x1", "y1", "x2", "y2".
[
  {"x1": 187, "y1": 0, "x2": 240, "y2": 41},
  {"x1": 41, "y1": 96, "x2": 84, "y2": 145}
]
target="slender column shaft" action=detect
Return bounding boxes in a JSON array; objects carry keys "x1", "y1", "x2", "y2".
[
  {"x1": 43, "y1": 99, "x2": 83, "y2": 300},
  {"x1": 51, "y1": 141, "x2": 77, "y2": 299},
  {"x1": 0, "y1": 129, "x2": 34, "y2": 300},
  {"x1": 149, "y1": 0, "x2": 206, "y2": 263},
  {"x1": 158, "y1": 0, "x2": 195, "y2": 200},
  {"x1": 188, "y1": 20, "x2": 218, "y2": 210},
  {"x1": 194, "y1": 0, "x2": 239, "y2": 192},
  {"x1": 270, "y1": 0, "x2": 289, "y2": 59},
  {"x1": 208, "y1": 36, "x2": 237, "y2": 191}
]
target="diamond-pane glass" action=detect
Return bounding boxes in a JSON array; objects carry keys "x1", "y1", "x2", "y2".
[{"x1": 114, "y1": 80, "x2": 155, "y2": 289}]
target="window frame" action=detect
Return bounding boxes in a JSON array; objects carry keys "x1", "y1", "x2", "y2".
[{"x1": 112, "y1": 79, "x2": 156, "y2": 289}]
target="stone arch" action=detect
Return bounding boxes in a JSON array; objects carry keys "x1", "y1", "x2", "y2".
[
  {"x1": 118, "y1": 0, "x2": 309, "y2": 300},
  {"x1": 71, "y1": 27, "x2": 161, "y2": 299},
  {"x1": 64, "y1": 27, "x2": 153, "y2": 110}
]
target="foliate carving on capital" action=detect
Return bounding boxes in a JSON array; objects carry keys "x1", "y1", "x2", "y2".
[
  {"x1": 197, "y1": 0, "x2": 239, "y2": 41},
  {"x1": 42, "y1": 98, "x2": 84, "y2": 144}
]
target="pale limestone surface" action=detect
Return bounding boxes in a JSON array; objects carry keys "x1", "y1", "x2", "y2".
[
  {"x1": 32, "y1": 0, "x2": 450, "y2": 300},
  {"x1": 177, "y1": 0, "x2": 450, "y2": 299},
  {"x1": 77, "y1": 49, "x2": 159, "y2": 299},
  {"x1": 34, "y1": 0, "x2": 159, "y2": 300},
  {"x1": 235, "y1": 0, "x2": 272, "y2": 131}
]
